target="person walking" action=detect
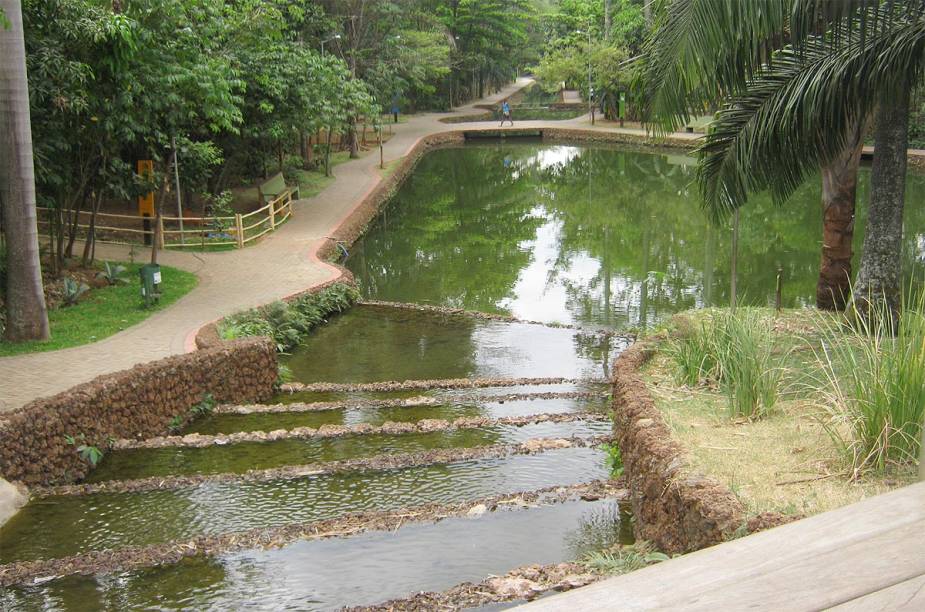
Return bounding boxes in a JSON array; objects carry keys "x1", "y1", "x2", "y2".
[{"x1": 499, "y1": 100, "x2": 513, "y2": 127}]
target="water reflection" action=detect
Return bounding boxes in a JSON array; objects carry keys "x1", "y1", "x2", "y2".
[{"x1": 348, "y1": 143, "x2": 925, "y2": 330}]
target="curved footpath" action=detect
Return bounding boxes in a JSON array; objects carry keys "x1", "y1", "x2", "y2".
[{"x1": 0, "y1": 78, "x2": 698, "y2": 412}]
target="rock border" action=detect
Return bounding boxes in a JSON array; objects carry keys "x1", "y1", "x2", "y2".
[
  {"x1": 279, "y1": 376, "x2": 606, "y2": 394},
  {"x1": 113, "y1": 412, "x2": 610, "y2": 450},
  {"x1": 611, "y1": 341, "x2": 793, "y2": 554}
]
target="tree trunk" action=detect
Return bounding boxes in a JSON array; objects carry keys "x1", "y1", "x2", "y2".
[
  {"x1": 604, "y1": 0, "x2": 612, "y2": 41},
  {"x1": 853, "y1": 91, "x2": 910, "y2": 320},
  {"x1": 817, "y1": 128, "x2": 864, "y2": 311},
  {"x1": 0, "y1": 0, "x2": 50, "y2": 341}
]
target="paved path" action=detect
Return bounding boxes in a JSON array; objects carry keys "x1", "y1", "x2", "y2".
[
  {"x1": 518, "y1": 480, "x2": 925, "y2": 611},
  {"x1": 0, "y1": 79, "x2": 698, "y2": 412}
]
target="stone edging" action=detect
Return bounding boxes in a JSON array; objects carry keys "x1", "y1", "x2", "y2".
[
  {"x1": 215, "y1": 390, "x2": 607, "y2": 415},
  {"x1": 279, "y1": 377, "x2": 606, "y2": 394},
  {"x1": 114, "y1": 412, "x2": 610, "y2": 450},
  {"x1": 612, "y1": 341, "x2": 792, "y2": 554}
]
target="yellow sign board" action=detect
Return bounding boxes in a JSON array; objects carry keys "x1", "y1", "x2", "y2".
[{"x1": 137, "y1": 160, "x2": 155, "y2": 216}]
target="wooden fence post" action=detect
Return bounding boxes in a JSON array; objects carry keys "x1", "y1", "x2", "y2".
[
  {"x1": 268, "y1": 199, "x2": 276, "y2": 229},
  {"x1": 235, "y1": 213, "x2": 244, "y2": 248}
]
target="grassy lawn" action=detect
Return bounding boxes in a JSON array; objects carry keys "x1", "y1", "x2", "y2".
[
  {"x1": 640, "y1": 308, "x2": 918, "y2": 518},
  {"x1": 0, "y1": 262, "x2": 198, "y2": 357}
]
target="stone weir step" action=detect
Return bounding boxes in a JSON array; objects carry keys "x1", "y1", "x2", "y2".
[
  {"x1": 0, "y1": 479, "x2": 627, "y2": 588},
  {"x1": 0, "y1": 442, "x2": 613, "y2": 565},
  {"x1": 197, "y1": 390, "x2": 610, "y2": 435},
  {"x1": 1, "y1": 492, "x2": 630, "y2": 611},
  {"x1": 87, "y1": 416, "x2": 613, "y2": 483}
]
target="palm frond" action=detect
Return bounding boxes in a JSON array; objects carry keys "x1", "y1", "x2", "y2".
[
  {"x1": 639, "y1": 0, "x2": 792, "y2": 133},
  {"x1": 697, "y1": 11, "x2": 925, "y2": 223}
]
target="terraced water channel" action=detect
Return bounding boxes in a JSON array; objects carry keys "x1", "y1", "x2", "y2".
[
  {"x1": 9, "y1": 141, "x2": 925, "y2": 609},
  {"x1": 0, "y1": 304, "x2": 628, "y2": 609}
]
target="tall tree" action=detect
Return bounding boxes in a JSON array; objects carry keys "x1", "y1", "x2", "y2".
[
  {"x1": 692, "y1": 1, "x2": 925, "y2": 316},
  {"x1": 0, "y1": 0, "x2": 49, "y2": 341}
]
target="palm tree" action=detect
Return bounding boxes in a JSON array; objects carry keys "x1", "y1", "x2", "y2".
[
  {"x1": 0, "y1": 0, "x2": 50, "y2": 341},
  {"x1": 694, "y1": 1, "x2": 923, "y2": 317},
  {"x1": 640, "y1": 0, "x2": 907, "y2": 312}
]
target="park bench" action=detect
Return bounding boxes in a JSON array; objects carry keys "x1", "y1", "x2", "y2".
[{"x1": 258, "y1": 172, "x2": 300, "y2": 206}]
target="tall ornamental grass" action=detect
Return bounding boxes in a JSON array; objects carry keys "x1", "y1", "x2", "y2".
[
  {"x1": 814, "y1": 293, "x2": 925, "y2": 474},
  {"x1": 667, "y1": 308, "x2": 781, "y2": 419}
]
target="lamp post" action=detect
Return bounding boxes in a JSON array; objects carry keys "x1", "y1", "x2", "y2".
[
  {"x1": 576, "y1": 28, "x2": 594, "y2": 125},
  {"x1": 321, "y1": 34, "x2": 341, "y2": 57}
]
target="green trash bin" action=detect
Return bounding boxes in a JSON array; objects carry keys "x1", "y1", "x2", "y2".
[{"x1": 140, "y1": 263, "x2": 162, "y2": 306}]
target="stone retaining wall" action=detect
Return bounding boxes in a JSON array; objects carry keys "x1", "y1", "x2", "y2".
[
  {"x1": 611, "y1": 342, "x2": 745, "y2": 554},
  {"x1": 0, "y1": 338, "x2": 277, "y2": 486}
]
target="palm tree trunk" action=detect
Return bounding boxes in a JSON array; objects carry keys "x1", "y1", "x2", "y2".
[
  {"x1": 817, "y1": 127, "x2": 865, "y2": 311},
  {"x1": 0, "y1": 0, "x2": 50, "y2": 342},
  {"x1": 854, "y1": 91, "x2": 910, "y2": 319}
]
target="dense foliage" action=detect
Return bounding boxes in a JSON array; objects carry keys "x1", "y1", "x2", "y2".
[{"x1": 532, "y1": 0, "x2": 647, "y2": 119}]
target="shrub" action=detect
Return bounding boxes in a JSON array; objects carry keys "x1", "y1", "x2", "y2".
[
  {"x1": 600, "y1": 443, "x2": 624, "y2": 478},
  {"x1": 96, "y1": 262, "x2": 128, "y2": 285},
  {"x1": 814, "y1": 292, "x2": 925, "y2": 474},
  {"x1": 218, "y1": 282, "x2": 360, "y2": 353},
  {"x1": 62, "y1": 277, "x2": 90, "y2": 306}
]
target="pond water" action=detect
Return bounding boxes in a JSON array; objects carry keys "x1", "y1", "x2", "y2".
[
  {"x1": 87, "y1": 420, "x2": 612, "y2": 481},
  {"x1": 189, "y1": 395, "x2": 609, "y2": 435},
  {"x1": 2, "y1": 499, "x2": 631, "y2": 611},
  {"x1": 347, "y1": 142, "x2": 925, "y2": 330},
  {"x1": 0, "y1": 447, "x2": 607, "y2": 563},
  {"x1": 284, "y1": 304, "x2": 623, "y2": 383}
]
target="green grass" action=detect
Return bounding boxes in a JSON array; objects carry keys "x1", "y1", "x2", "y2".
[
  {"x1": 812, "y1": 293, "x2": 925, "y2": 473},
  {"x1": 0, "y1": 262, "x2": 198, "y2": 357}
]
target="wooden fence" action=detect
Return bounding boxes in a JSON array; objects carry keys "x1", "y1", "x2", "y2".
[{"x1": 37, "y1": 190, "x2": 294, "y2": 250}]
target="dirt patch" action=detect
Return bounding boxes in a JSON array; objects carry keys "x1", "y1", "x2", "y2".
[
  {"x1": 611, "y1": 342, "x2": 750, "y2": 554},
  {"x1": 35, "y1": 435, "x2": 613, "y2": 497},
  {"x1": 115, "y1": 412, "x2": 610, "y2": 450},
  {"x1": 216, "y1": 390, "x2": 608, "y2": 415},
  {"x1": 280, "y1": 377, "x2": 606, "y2": 395},
  {"x1": 0, "y1": 480, "x2": 625, "y2": 587}
]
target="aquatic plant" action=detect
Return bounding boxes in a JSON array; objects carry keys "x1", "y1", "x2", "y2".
[
  {"x1": 64, "y1": 434, "x2": 104, "y2": 467},
  {"x1": 813, "y1": 291, "x2": 925, "y2": 474},
  {"x1": 600, "y1": 443, "x2": 624, "y2": 478},
  {"x1": 581, "y1": 541, "x2": 669, "y2": 575},
  {"x1": 190, "y1": 393, "x2": 216, "y2": 418}
]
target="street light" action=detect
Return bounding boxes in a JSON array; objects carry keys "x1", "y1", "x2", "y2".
[
  {"x1": 321, "y1": 34, "x2": 341, "y2": 57},
  {"x1": 576, "y1": 28, "x2": 594, "y2": 125}
]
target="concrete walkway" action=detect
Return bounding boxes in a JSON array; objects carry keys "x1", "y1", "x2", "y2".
[{"x1": 0, "y1": 78, "x2": 697, "y2": 412}]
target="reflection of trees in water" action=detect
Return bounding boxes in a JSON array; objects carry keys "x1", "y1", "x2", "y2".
[
  {"x1": 349, "y1": 144, "x2": 551, "y2": 313},
  {"x1": 349, "y1": 144, "x2": 925, "y2": 332},
  {"x1": 290, "y1": 306, "x2": 479, "y2": 383},
  {"x1": 563, "y1": 501, "x2": 633, "y2": 559}
]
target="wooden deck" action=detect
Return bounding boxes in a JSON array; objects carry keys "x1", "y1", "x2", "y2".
[{"x1": 518, "y1": 481, "x2": 925, "y2": 611}]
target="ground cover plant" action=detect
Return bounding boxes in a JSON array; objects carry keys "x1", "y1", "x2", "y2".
[
  {"x1": 219, "y1": 283, "x2": 360, "y2": 353},
  {"x1": 644, "y1": 308, "x2": 920, "y2": 518},
  {"x1": 0, "y1": 261, "x2": 197, "y2": 357}
]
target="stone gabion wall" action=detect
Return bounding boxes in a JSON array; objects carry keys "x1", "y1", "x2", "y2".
[
  {"x1": 611, "y1": 342, "x2": 746, "y2": 554},
  {"x1": 0, "y1": 337, "x2": 277, "y2": 486}
]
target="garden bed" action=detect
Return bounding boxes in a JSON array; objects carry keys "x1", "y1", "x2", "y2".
[{"x1": 635, "y1": 308, "x2": 918, "y2": 523}]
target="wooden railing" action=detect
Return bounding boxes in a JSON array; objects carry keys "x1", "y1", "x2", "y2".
[{"x1": 37, "y1": 189, "x2": 294, "y2": 250}]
